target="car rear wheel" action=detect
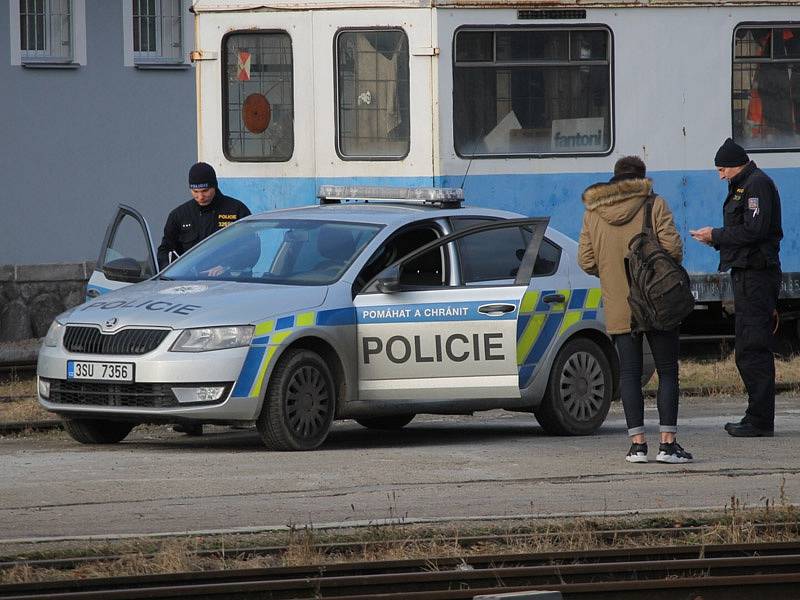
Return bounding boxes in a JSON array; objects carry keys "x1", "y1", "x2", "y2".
[
  {"x1": 355, "y1": 415, "x2": 415, "y2": 430},
  {"x1": 257, "y1": 349, "x2": 335, "y2": 451},
  {"x1": 534, "y1": 337, "x2": 612, "y2": 436},
  {"x1": 63, "y1": 418, "x2": 134, "y2": 444}
]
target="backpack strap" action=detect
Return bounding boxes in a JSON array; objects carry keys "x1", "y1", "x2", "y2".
[{"x1": 641, "y1": 193, "x2": 657, "y2": 235}]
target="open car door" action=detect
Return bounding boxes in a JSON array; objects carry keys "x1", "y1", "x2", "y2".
[
  {"x1": 86, "y1": 205, "x2": 158, "y2": 299},
  {"x1": 353, "y1": 217, "x2": 548, "y2": 403}
]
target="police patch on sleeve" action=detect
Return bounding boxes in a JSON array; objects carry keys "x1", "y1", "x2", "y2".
[{"x1": 748, "y1": 197, "x2": 760, "y2": 217}]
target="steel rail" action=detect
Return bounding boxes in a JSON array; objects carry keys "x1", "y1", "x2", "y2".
[
  {"x1": 4, "y1": 549, "x2": 800, "y2": 599},
  {"x1": 4, "y1": 522, "x2": 799, "y2": 572}
]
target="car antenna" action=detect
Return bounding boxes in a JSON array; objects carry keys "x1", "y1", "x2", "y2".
[{"x1": 459, "y1": 140, "x2": 477, "y2": 191}]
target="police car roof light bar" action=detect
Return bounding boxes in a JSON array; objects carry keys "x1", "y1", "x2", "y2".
[{"x1": 317, "y1": 185, "x2": 464, "y2": 208}]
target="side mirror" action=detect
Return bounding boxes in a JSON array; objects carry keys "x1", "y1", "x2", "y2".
[
  {"x1": 375, "y1": 265, "x2": 401, "y2": 294},
  {"x1": 102, "y1": 257, "x2": 144, "y2": 283}
]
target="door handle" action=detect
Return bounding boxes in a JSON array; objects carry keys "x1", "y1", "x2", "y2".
[
  {"x1": 86, "y1": 288, "x2": 100, "y2": 298},
  {"x1": 543, "y1": 293, "x2": 566, "y2": 304},
  {"x1": 478, "y1": 303, "x2": 516, "y2": 316}
]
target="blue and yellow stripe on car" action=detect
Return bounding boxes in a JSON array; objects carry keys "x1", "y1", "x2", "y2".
[
  {"x1": 231, "y1": 307, "x2": 355, "y2": 399},
  {"x1": 516, "y1": 287, "x2": 602, "y2": 388}
]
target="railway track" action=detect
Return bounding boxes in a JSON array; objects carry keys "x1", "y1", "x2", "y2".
[
  {"x1": 0, "y1": 536, "x2": 800, "y2": 600},
  {"x1": 3, "y1": 541, "x2": 800, "y2": 599},
  {"x1": 4, "y1": 521, "x2": 800, "y2": 571}
]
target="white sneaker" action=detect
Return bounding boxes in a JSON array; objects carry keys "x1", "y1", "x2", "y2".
[
  {"x1": 656, "y1": 441, "x2": 693, "y2": 464},
  {"x1": 625, "y1": 442, "x2": 648, "y2": 463}
]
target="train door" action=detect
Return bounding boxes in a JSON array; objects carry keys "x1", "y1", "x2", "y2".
[{"x1": 311, "y1": 7, "x2": 435, "y2": 186}]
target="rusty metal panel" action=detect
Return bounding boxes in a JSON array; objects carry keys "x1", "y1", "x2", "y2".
[
  {"x1": 192, "y1": 0, "x2": 797, "y2": 11},
  {"x1": 192, "y1": 0, "x2": 431, "y2": 11},
  {"x1": 433, "y1": 0, "x2": 797, "y2": 6}
]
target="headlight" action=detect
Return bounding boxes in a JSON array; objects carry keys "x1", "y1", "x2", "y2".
[
  {"x1": 170, "y1": 325, "x2": 254, "y2": 352},
  {"x1": 43, "y1": 320, "x2": 65, "y2": 347}
]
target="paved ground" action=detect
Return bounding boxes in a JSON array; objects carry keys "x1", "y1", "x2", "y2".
[{"x1": 1, "y1": 394, "x2": 799, "y2": 544}]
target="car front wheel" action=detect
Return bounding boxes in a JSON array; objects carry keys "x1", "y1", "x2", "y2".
[
  {"x1": 534, "y1": 337, "x2": 612, "y2": 436},
  {"x1": 257, "y1": 349, "x2": 336, "y2": 451},
  {"x1": 63, "y1": 418, "x2": 134, "y2": 444}
]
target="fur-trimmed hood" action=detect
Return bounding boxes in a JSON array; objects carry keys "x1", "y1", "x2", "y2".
[{"x1": 581, "y1": 178, "x2": 653, "y2": 226}]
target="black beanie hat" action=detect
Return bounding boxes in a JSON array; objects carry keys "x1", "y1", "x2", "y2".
[
  {"x1": 714, "y1": 138, "x2": 748, "y2": 167},
  {"x1": 188, "y1": 162, "x2": 218, "y2": 189}
]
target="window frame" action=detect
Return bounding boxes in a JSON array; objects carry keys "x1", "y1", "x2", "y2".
[
  {"x1": 451, "y1": 24, "x2": 615, "y2": 159},
  {"x1": 333, "y1": 27, "x2": 412, "y2": 162},
  {"x1": 731, "y1": 21, "x2": 800, "y2": 154},
  {"x1": 11, "y1": 0, "x2": 86, "y2": 67},
  {"x1": 123, "y1": 0, "x2": 191, "y2": 68},
  {"x1": 221, "y1": 29, "x2": 295, "y2": 163}
]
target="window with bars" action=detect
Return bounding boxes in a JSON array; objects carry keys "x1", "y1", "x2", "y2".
[
  {"x1": 733, "y1": 25, "x2": 800, "y2": 151},
  {"x1": 132, "y1": 0, "x2": 182, "y2": 63},
  {"x1": 19, "y1": 0, "x2": 72, "y2": 62},
  {"x1": 336, "y1": 29, "x2": 410, "y2": 160},
  {"x1": 453, "y1": 27, "x2": 611, "y2": 157},
  {"x1": 223, "y1": 32, "x2": 294, "y2": 162}
]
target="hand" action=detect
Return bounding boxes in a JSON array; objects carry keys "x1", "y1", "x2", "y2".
[
  {"x1": 202, "y1": 265, "x2": 227, "y2": 277},
  {"x1": 689, "y1": 227, "x2": 714, "y2": 245}
]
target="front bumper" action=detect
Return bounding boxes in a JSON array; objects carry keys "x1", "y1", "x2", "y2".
[{"x1": 37, "y1": 331, "x2": 260, "y2": 422}]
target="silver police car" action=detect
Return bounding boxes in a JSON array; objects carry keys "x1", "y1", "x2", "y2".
[{"x1": 38, "y1": 186, "x2": 622, "y2": 450}]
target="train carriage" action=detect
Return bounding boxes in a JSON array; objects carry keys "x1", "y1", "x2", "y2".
[{"x1": 190, "y1": 0, "x2": 800, "y2": 336}]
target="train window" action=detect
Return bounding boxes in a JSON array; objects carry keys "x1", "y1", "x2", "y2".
[
  {"x1": 453, "y1": 27, "x2": 611, "y2": 157},
  {"x1": 733, "y1": 25, "x2": 800, "y2": 151},
  {"x1": 335, "y1": 29, "x2": 410, "y2": 160},
  {"x1": 223, "y1": 31, "x2": 294, "y2": 162}
]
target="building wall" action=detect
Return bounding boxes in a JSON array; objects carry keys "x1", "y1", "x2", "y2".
[{"x1": 0, "y1": 0, "x2": 197, "y2": 265}]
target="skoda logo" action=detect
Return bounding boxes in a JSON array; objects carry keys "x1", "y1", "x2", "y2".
[{"x1": 104, "y1": 318, "x2": 118, "y2": 329}]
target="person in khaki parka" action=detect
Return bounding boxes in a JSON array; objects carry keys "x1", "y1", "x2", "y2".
[{"x1": 578, "y1": 156, "x2": 693, "y2": 465}]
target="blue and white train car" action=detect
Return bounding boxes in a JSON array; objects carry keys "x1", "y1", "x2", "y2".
[{"x1": 190, "y1": 0, "x2": 800, "y2": 335}]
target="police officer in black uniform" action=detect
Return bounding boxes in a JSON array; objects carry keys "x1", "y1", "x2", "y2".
[
  {"x1": 691, "y1": 138, "x2": 783, "y2": 437},
  {"x1": 157, "y1": 162, "x2": 251, "y2": 270},
  {"x1": 158, "y1": 162, "x2": 251, "y2": 435}
]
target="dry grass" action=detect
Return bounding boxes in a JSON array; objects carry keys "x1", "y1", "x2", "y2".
[
  {"x1": 646, "y1": 353, "x2": 800, "y2": 394},
  {"x1": 0, "y1": 373, "x2": 35, "y2": 399},
  {"x1": 0, "y1": 399, "x2": 54, "y2": 423},
  {"x1": 0, "y1": 374, "x2": 54, "y2": 424},
  {"x1": 2, "y1": 489, "x2": 799, "y2": 584}
]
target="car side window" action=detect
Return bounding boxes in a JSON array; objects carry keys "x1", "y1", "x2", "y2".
[
  {"x1": 451, "y1": 217, "x2": 559, "y2": 281},
  {"x1": 457, "y1": 226, "x2": 528, "y2": 284},
  {"x1": 533, "y1": 238, "x2": 561, "y2": 277},
  {"x1": 354, "y1": 225, "x2": 443, "y2": 294}
]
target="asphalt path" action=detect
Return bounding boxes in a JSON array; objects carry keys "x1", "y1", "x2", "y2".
[{"x1": 1, "y1": 394, "x2": 799, "y2": 544}]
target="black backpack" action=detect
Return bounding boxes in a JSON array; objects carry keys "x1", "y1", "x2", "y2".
[{"x1": 624, "y1": 195, "x2": 695, "y2": 332}]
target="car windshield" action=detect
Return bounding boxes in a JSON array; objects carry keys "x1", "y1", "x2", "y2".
[{"x1": 161, "y1": 219, "x2": 382, "y2": 285}]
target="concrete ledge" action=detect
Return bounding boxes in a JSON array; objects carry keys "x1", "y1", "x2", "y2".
[
  {"x1": 14, "y1": 263, "x2": 88, "y2": 282},
  {"x1": 0, "y1": 265, "x2": 13, "y2": 282},
  {"x1": 0, "y1": 338, "x2": 42, "y2": 366}
]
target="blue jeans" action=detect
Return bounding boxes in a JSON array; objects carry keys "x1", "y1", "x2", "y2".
[{"x1": 613, "y1": 329, "x2": 680, "y2": 437}]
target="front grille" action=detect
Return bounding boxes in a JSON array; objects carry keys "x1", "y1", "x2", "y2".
[
  {"x1": 48, "y1": 380, "x2": 180, "y2": 408},
  {"x1": 64, "y1": 326, "x2": 170, "y2": 355}
]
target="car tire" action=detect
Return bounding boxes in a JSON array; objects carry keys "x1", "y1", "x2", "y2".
[
  {"x1": 534, "y1": 337, "x2": 612, "y2": 436},
  {"x1": 257, "y1": 349, "x2": 336, "y2": 451},
  {"x1": 355, "y1": 415, "x2": 415, "y2": 430},
  {"x1": 63, "y1": 418, "x2": 134, "y2": 444}
]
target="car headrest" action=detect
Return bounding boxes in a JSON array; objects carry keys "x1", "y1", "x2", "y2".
[{"x1": 317, "y1": 226, "x2": 356, "y2": 262}]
